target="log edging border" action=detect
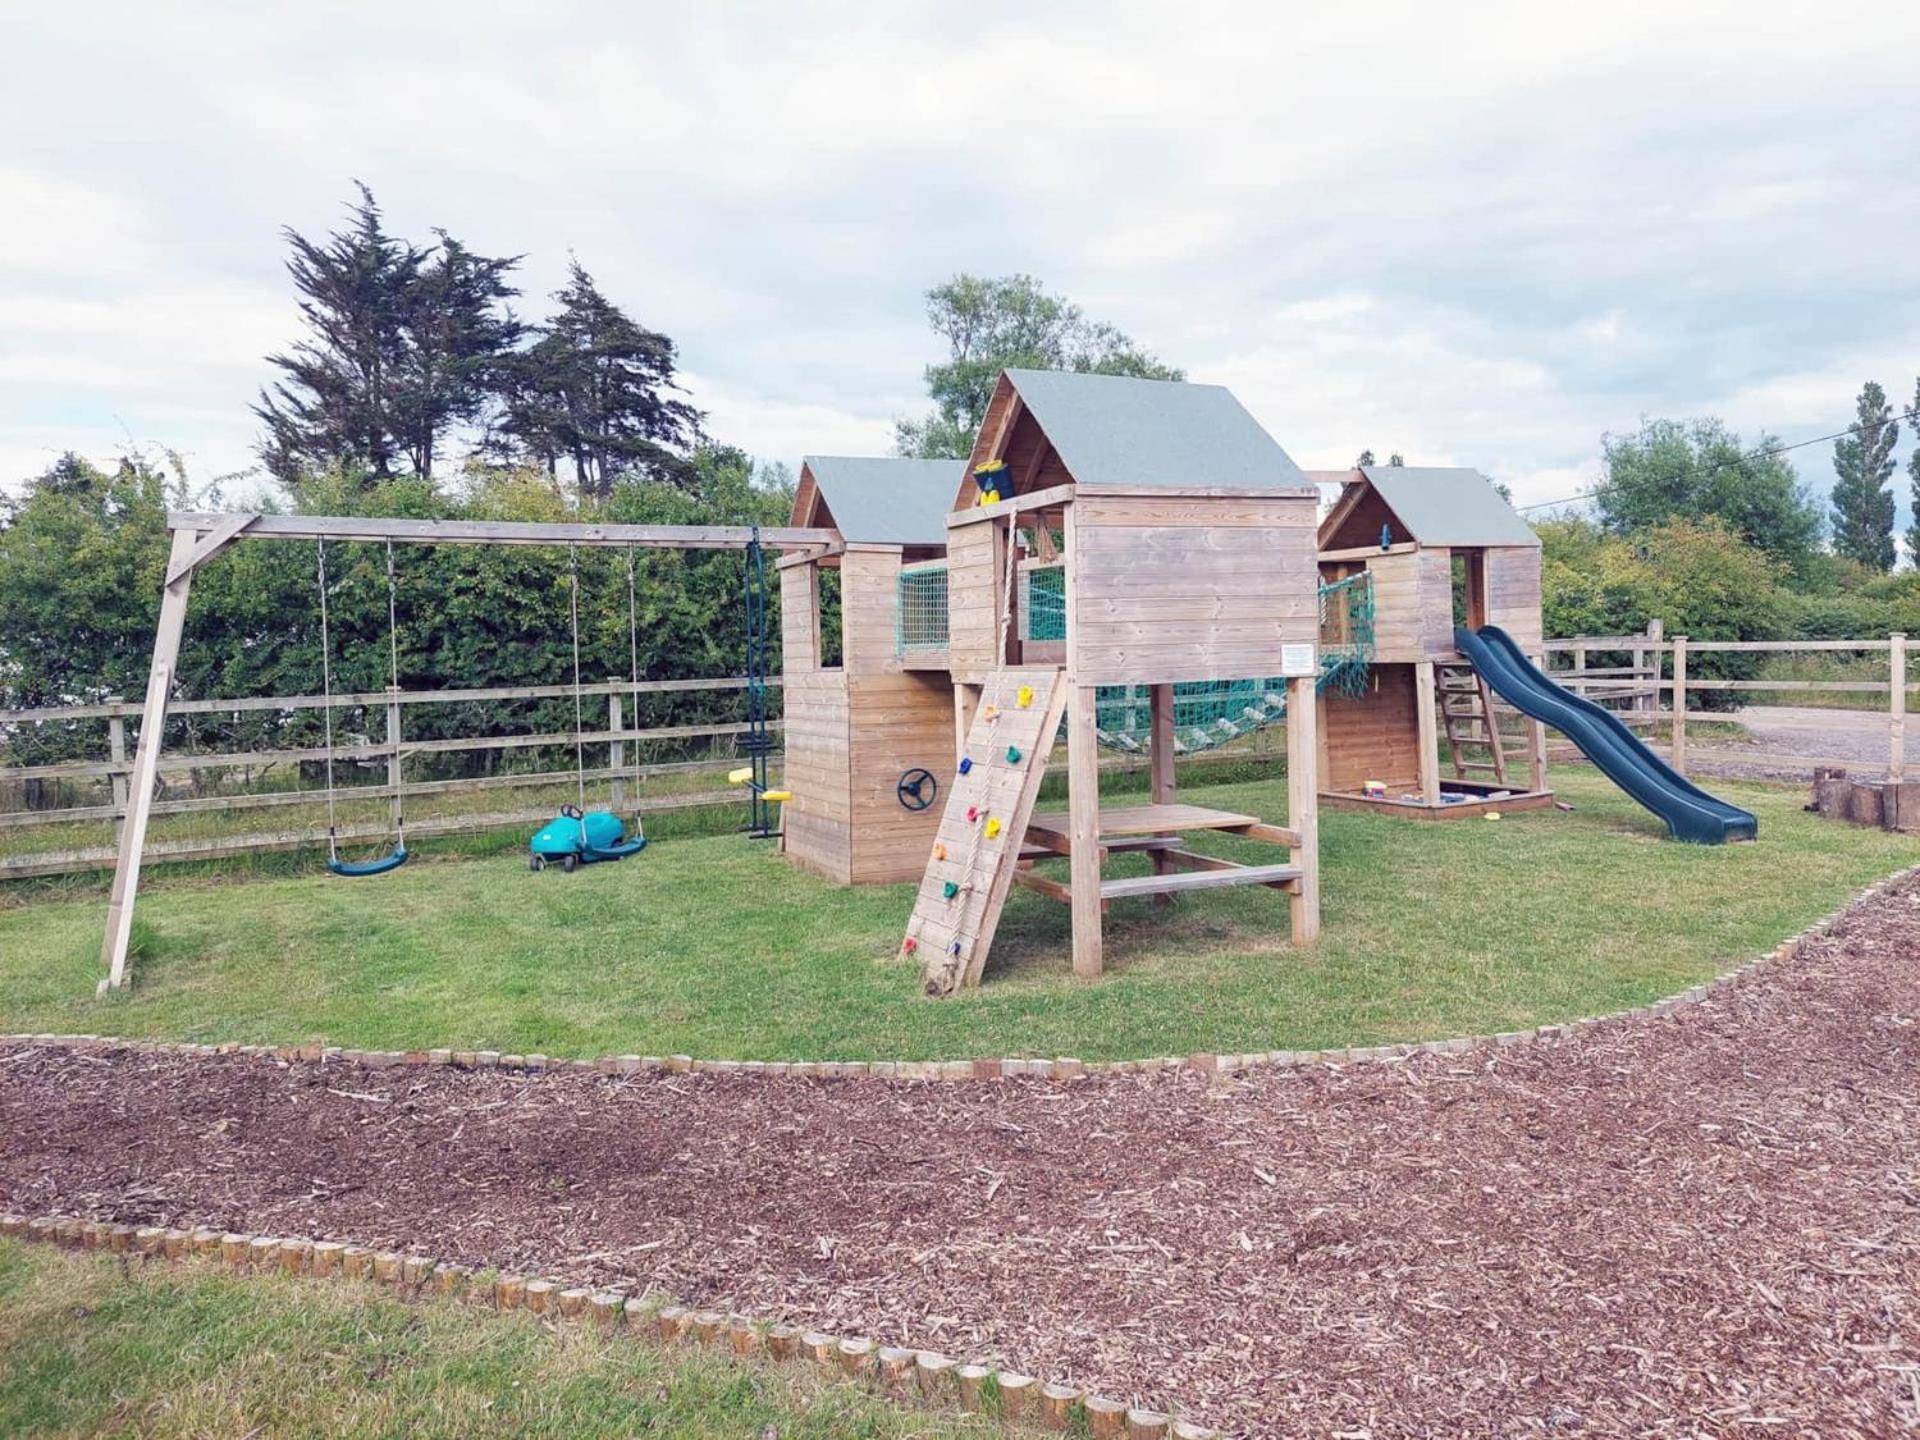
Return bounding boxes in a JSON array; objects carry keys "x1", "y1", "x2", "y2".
[
  {"x1": 9, "y1": 863, "x2": 1911, "y2": 1085},
  {"x1": 0, "y1": 1211, "x2": 1215, "y2": 1439}
]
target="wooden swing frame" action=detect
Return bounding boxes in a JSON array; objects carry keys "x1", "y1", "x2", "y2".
[{"x1": 98, "y1": 512, "x2": 837, "y2": 993}]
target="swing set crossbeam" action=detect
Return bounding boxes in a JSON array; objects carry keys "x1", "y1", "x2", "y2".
[
  {"x1": 100, "y1": 513, "x2": 832, "y2": 995},
  {"x1": 165, "y1": 512, "x2": 839, "y2": 552}
]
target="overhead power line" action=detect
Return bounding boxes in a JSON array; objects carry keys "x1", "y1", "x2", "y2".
[{"x1": 1515, "y1": 403, "x2": 1920, "y2": 514}]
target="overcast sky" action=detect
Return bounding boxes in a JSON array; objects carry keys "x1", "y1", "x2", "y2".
[{"x1": 5, "y1": 1, "x2": 1920, "y2": 518}]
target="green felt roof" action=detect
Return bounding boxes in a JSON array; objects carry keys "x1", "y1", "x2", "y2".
[
  {"x1": 1359, "y1": 466, "x2": 1539, "y2": 547},
  {"x1": 1003, "y1": 368, "x2": 1309, "y2": 490},
  {"x1": 800, "y1": 457, "x2": 965, "y2": 546}
]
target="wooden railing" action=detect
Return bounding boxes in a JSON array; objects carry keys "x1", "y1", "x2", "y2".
[{"x1": 0, "y1": 676, "x2": 782, "y2": 878}]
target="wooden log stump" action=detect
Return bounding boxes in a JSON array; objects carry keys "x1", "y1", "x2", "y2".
[
  {"x1": 877, "y1": 1346, "x2": 917, "y2": 1394},
  {"x1": 803, "y1": 1330, "x2": 838, "y2": 1366},
  {"x1": 523, "y1": 1279, "x2": 556, "y2": 1314},
  {"x1": 341, "y1": 1245, "x2": 374, "y2": 1279},
  {"x1": 691, "y1": 1309, "x2": 726, "y2": 1345},
  {"x1": 276, "y1": 1238, "x2": 311, "y2": 1275},
  {"x1": 494, "y1": 1274, "x2": 527, "y2": 1309},
  {"x1": 245, "y1": 1235, "x2": 278, "y2": 1269},
  {"x1": 371, "y1": 1252, "x2": 404, "y2": 1285},
  {"x1": 837, "y1": 1336, "x2": 876, "y2": 1378},
  {"x1": 1127, "y1": 1408, "x2": 1172, "y2": 1439},
  {"x1": 191, "y1": 1227, "x2": 223, "y2": 1256},
  {"x1": 914, "y1": 1351, "x2": 956, "y2": 1402},
  {"x1": 1040, "y1": 1381, "x2": 1083, "y2": 1430},
  {"x1": 589, "y1": 1292, "x2": 625, "y2": 1329},
  {"x1": 401, "y1": 1255, "x2": 436, "y2": 1290},
  {"x1": 954, "y1": 1362, "x2": 990, "y2": 1410},
  {"x1": 997, "y1": 1372, "x2": 1037, "y2": 1419},
  {"x1": 1085, "y1": 1394, "x2": 1129, "y2": 1438},
  {"x1": 766, "y1": 1323, "x2": 801, "y2": 1360},
  {"x1": 557, "y1": 1286, "x2": 591, "y2": 1318},
  {"x1": 656, "y1": 1304, "x2": 690, "y2": 1341}
]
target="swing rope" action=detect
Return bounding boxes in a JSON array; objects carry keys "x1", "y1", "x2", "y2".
[
  {"x1": 567, "y1": 544, "x2": 587, "y2": 813},
  {"x1": 316, "y1": 539, "x2": 341, "y2": 865},
  {"x1": 314, "y1": 537, "x2": 408, "y2": 876}
]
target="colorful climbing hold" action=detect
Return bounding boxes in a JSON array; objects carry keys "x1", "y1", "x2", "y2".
[
  {"x1": 948, "y1": 939, "x2": 962, "y2": 955},
  {"x1": 966, "y1": 805, "x2": 979, "y2": 822},
  {"x1": 958, "y1": 756, "x2": 973, "y2": 775},
  {"x1": 902, "y1": 937, "x2": 918, "y2": 956},
  {"x1": 1016, "y1": 684, "x2": 1034, "y2": 708},
  {"x1": 984, "y1": 817, "x2": 1002, "y2": 839},
  {"x1": 942, "y1": 880, "x2": 959, "y2": 899},
  {"x1": 932, "y1": 843, "x2": 946, "y2": 861},
  {"x1": 1005, "y1": 745, "x2": 1021, "y2": 763}
]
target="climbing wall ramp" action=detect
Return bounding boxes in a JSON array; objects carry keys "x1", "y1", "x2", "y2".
[{"x1": 911, "y1": 667, "x2": 1071, "y2": 996}]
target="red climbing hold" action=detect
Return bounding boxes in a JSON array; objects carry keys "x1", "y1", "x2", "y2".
[{"x1": 902, "y1": 936, "x2": 918, "y2": 955}]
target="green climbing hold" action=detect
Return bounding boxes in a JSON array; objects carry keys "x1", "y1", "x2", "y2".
[
  {"x1": 1005, "y1": 745, "x2": 1022, "y2": 763},
  {"x1": 942, "y1": 880, "x2": 959, "y2": 899}
]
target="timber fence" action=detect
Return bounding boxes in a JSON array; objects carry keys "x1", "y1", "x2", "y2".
[
  {"x1": 0, "y1": 677, "x2": 782, "y2": 879},
  {"x1": 1536, "y1": 624, "x2": 1913, "y2": 782}
]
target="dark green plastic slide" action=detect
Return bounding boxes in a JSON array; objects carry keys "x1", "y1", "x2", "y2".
[{"x1": 1456, "y1": 624, "x2": 1757, "y2": 844}]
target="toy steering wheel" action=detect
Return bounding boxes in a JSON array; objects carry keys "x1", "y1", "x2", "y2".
[{"x1": 897, "y1": 768, "x2": 938, "y2": 811}]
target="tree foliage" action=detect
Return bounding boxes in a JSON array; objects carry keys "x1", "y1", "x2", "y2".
[
  {"x1": 255, "y1": 189, "x2": 700, "y2": 496},
  {"x1": 894, "y1": 274, "x2": 1183, "y2": 458},
  {"x1": 254, "y1": 185, "x2": 523, "y2": 487},
  {"x1": 1539, "y1": 514, "x2": 1787, "y2": 710},
  {"x1": 1828, "y1": 380, "x2": 1898, "y2": 572},
  {"x1": 1591, "y1": 416, "x2": 1822, "y2": 577},
  {"x1": 488, "y1": 261, "x2": 704, "y2": 498}
]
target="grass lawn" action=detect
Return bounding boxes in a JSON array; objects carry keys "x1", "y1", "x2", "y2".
[
  {"x1": 0, "y1": 1239, "x2": 996, "y2": 1440},
  {"x1": 0, "y1": 767, "x2": 1913, "y2": 1061}
]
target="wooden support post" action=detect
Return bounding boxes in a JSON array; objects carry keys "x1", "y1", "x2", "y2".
[
  {"x1": 608, "y1": 688, "x2": 625, "y2": 811},
  {"x1": 1148, "y1": 683, "x2": 1175, "y2": 907},
  {"x1": 1285, "y1": 673, "x2": 1320, "y2": 944},
  {"x1": 107, "y1": 702, "x2": 128, "y2": 813},
  {"x1": 1414, "y1": 661, "x2": 1441, "y2": 806},
  {"x1": 1671, "y1": 635, "x2": 1689, "y2": 776},
  {"x1": 1890, "y1": 633, "x2": 1906, "y2": 784},
  {"x1": 385, "y1": 689, "x2": 403, "y2": 830},
  {"x1": 1067, "y1": 683, "x2": 1103, "y2": 978},
  {"x1": 100, "y1": 528, "x2": 197, "y2": 991},
  {"x1": 1572, "y1": 641, "x2": 1588, "y2": 700}
]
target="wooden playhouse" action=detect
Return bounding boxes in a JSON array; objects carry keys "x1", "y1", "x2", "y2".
[
  {"x1": 778, "y1": 369, "x2": 1328, "y2": 993},
  {"x1": 1311, "y1": 465, "x2": 1552, "y2": 819},
  {"x1": 777, "y1": 456, "x2": 965, "y2": 884}
]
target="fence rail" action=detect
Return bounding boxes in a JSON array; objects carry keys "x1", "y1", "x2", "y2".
[{"x1": 0, "y1": 675, "x2": 783, "y2": 877}]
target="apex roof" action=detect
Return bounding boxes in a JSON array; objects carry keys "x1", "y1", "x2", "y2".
[{"x1": 792, "y1": 456, "x2": 965, "y2": 547}]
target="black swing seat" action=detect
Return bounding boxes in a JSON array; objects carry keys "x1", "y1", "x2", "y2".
[{"x1": 328, "y1": 845, "x2": 409, "y2": 878}]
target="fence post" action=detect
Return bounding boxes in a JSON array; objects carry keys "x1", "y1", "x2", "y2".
[
  {"x1": 609, "y1": 687, "x2": 625, "y2": 811},
  {"x1": 1671, "y1": 635, "x2": 1689, "y2": 776},
  {"x1": 1642, "y1": 618, "x2": 1663, "y2": 714},
  {"x1": 1572, "y1": 640, "x2": 1588, "y2": 699},
  {"x1": 107, "y1": 699, "x2": 129, "y2": 813},
  {"x1": 1890, "y1": 633, "x2": 1906, "y2": 784},
  {"x1": 385, "y1": 689, "x2": 403, "y2": 830}
]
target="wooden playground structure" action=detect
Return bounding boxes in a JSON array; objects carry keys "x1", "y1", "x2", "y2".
[{"x1": 92, "y1": 368, "x2": 1568, "y2": 997}]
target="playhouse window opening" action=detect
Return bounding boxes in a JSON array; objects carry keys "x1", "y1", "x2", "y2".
[
  {"x1": 895, "y1": 562, "x2": 950, "y2": 655},
  {"x1": 817, "y1": 565, "x2": 844, "y2": 669}
]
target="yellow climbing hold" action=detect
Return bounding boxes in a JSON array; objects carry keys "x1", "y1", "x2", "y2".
[
  {"x1": 1016, "y1": 684, "x2": 1034, "y2": 709},
  {"x1": 984, "y1": 816, "x2": 1002, "y2": 839}
]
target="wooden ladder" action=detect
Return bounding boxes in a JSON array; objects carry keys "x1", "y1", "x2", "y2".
[{"x1": 1435, "y1": 660, "x2": 1510, "y2": 784}]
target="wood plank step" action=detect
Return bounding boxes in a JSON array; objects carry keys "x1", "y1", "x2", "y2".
[
  {"x1": 1100, "y1": 863, "x2": 1301, "y2": 901},
  {"x1": 1027, "y1": 802, "x2": 1258, "y2": 841}
]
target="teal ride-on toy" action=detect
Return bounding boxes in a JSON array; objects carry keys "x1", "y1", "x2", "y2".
[{"x1": 528, "y1": 805, "x2": 648, "y2": 872}]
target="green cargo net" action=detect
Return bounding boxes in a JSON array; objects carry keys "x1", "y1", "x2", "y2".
[
  {"x1": 1016, "y1": 568, "x2": 1375, "y2": 755},
  {"x1": 895, "y1": 563, "x2": 951, "y2": 655}
]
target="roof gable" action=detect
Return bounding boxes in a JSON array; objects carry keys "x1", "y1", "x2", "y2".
[
  {"x1": 792, "y1": 457, "x2": 965, "y2": 546},
  {"x1": 958, "y1": 369, "x2": 1309, "y2": 505}
]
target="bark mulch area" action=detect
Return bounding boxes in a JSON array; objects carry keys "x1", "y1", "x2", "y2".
[{"x1": 5, "y1": 884, "x2": 1920, "y2": 1438}]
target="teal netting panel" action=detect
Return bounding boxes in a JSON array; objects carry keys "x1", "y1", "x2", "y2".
[
  {"x1": 1021, "y1": 565, "x2": 1066, "y2": 642},
  {"x1": 1077, "y1": 571, "x2": 1376, "y2": 755},
  {"x1": 895, "y1": 565, "x2": 950, "y2": 655}
]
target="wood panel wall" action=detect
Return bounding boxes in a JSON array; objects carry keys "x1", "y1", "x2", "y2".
[
  {"x1": 839, "y1": 548, "x2": 902, "y2": 676},
  {"x1": 847, "y1": 672, "x2": 955, "y2": 883},
  {"x1": 1365, "y1": 549, "x2": 1458, "y2": 662},
  {"x1": 1065, "y1": 492, "x2": 1318, "y2": 685},
  {"x1": 1320, "y1": 663, "x2": 1423, "y2": 793},
  {"x1": 1484, "y1": 546, "x2": 1544, "y2": 653},
  {"x1": 945, "y1": 521, "x2": 1000, "y2": 680},
  {"x1": 779, "y1": 670, "x2": 851, "y2": 882},
  {"x1": 779, "y1": 564, "x2": 820, "y2": 675}
]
